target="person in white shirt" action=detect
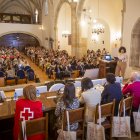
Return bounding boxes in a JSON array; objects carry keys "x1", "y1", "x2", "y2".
[
  {"x1": 6, "y1": 66, "x2": 15, "y2": 79},
  {"x1": 115, "y1": 46, "x2": 128, "y2": 77},
  {"x1": 23, "y1": 60, "x2": 29, "y2": 66},
  {"x1": 79, "y1": 77, "x2": 101, "y2": 122}
]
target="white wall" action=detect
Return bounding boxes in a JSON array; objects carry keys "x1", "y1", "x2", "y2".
[
  {"x1": 42, "y1": 1, "x2": 56, "y2": 49},
  {"x1": 122, "y1": 0, "x2": 140, "y2": 78},
  {"x1": 0, "y1": 23, "x2": 43, "y2": 45},
  {"x1": 57, "y1": 2, "x2": 71, "y2": 54}
]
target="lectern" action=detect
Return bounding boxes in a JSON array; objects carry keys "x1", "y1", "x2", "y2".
[{"x1": 99, "y1": 60, "x2": 117, "y2": 78}]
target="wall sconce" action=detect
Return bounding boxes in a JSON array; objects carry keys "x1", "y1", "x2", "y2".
[
  {"x1": 111, "y1": 31, "x2": 121, "y2": 43},
  {"x1": 35, "y1": 9, "x2": 38, "y2": 23},
  {"x1": 80, "y1": 8, "x2": 92, "y2": 27},
  {"x1": 68, "y1": 0, "x2": 79, "y2": 2},
  {"x1": 72, "y1": 0, "x2": 79, "y2": 2},
  {"x1": 45, "y1": 37, "x2": 48, "y2": 40},
  {"x1": 91, "y1": 33, "x2": 99, "y2": 42},
  {"x1": 115, "y1": 32, "x2": 121, "y2": 41},
  {"x1": 80, "y1": 20, "x2": 86, "y2": 27},
  {"x1": 39, "y1": 25, "x2": 44, "y2": 30}
]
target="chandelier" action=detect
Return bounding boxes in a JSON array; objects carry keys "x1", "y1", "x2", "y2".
[
  {"x1": 92, "y1": 22, "x2": 105, "y2": 34},
  {"x1": 92, "y1": 0, "x2": 105, "y2": 35}
]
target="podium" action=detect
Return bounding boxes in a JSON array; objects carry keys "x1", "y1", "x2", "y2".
[
  {"x1": 99, "y1": 60, "x2": 117, "y2": 78},
  {"x1": 0, "y1": 77, "x2": 5, "y2": 87}
]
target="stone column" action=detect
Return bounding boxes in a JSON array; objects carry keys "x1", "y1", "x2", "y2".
[
  {"x1": 71, "y1": 2, "x2": 78, "y2": 57},
  {"x1": 121, "y1": 0, "x2": 126, "y2": 46},
  {"x1": 54, "y1": 26, "x2": 58, "y2": 50}
]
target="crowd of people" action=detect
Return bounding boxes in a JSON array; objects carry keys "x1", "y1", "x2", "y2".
[
  {"x1": 12, "y1": 71, "x2": 140, "y2": 139},
  {"x1": 25, "y1": 45, "x2": 129, "y2": 80},
  {"x1": 0, "y1": 45, "x2": 111, "y2": 82},
  {"x1": 25, "y1": 46, "x2": 108, "y2": 79},
  {"x1": 0, "y1": 45, "x2": 137, "y2": 140},
  {"x1": 1, "y1": 45, "x2": 138, "y2": 139},
  {"x1": 0, "y1": 47, "x2": 30, "y2": 80}
]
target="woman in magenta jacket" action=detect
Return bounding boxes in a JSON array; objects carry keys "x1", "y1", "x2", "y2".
[{"x1": 122, "y1": 72, "x2": 140, "y2": 111}]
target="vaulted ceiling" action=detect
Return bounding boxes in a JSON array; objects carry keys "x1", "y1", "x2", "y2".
[{"x1": 0, "y1": 0, "x2": 54, "y2": 15}]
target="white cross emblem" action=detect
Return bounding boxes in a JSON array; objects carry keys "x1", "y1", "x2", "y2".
[{"x1": 20, "y1": 108, "x2": 34, "y2": 121}]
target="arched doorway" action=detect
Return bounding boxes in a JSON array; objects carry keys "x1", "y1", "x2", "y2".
[
  {"x1": 0, "y1": 33, "x2": 40, "y2": 51},
  {"x1": 57, "y1": 2, "x2": 71, "y2": 54},
  {"x1": 130, "y1": 18, "x2": 140, "y2": 67}
]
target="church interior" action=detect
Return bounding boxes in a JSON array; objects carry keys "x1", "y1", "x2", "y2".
[{"x1": 0, "y1": 0, "x2": 140, "y2": 140}]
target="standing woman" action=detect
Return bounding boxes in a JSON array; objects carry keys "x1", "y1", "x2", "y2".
[{"x1": 115, "y1": 46, "x2": 128, "y2": 77}]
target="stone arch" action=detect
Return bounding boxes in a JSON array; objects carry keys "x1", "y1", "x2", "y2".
[
  {"x1": 130, "y1": 18, "x2": 140, "y2": 67},
  {"x1": 0, "y1": 31, "x2": 41, "y2": 45},
  {"x1": 54, "y1": 0, "x2": 71, "y2": 49},
  {"x1": 0, "y1": 31, "x2": 41, "y2": 51},
  {"x1": 54, "y1": 0, "x2": 71, "y2": 28}
]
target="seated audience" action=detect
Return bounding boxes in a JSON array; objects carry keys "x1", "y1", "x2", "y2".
[
  {"x1": 55, "y1": 83, "x2": 79, "y2": 131},
  {"x1": 6, "y1": 66, "x2": 15, "y2": 79},
  {"x1": 24, "y1": 60, "x2": 30, "y2": 67},
  {"x1": 25, "y1": 46, "x2": 110, "y2": 79},
  {"x1": 55, "y1": 64, "x2": 64, "y2": 80},
  {"x1": 79, "y1": 77, "x2": 101, "y2": 122},
  {"x1": 122, "y1": 72, "x2": 140, "y2": 111},
  {"x1": 13, "y1": 85, "x2": 44, "y2": 140},
  {"x1": 101, "y1": 73, "x2": 123, "y2": 115},
  {"x1": 0, "y1": 47, "x2": 29, "y2": 76}
]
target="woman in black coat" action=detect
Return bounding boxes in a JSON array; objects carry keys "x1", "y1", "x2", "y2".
[{"x1": 101, "y1": 73, "x2": 123, "y2": 116}]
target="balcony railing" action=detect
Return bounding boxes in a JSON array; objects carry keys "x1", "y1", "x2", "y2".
[{"x1": 0, "y1": 13, "x2": 33, "y2": 24}]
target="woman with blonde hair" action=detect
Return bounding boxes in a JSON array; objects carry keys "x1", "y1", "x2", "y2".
[{"x1": 13, "y1": 85, "x2": 44, "y2": 140}]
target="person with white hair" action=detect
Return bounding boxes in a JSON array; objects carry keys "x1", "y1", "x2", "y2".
[{"x1": 122, "y1": 71, "x2": 140, "y2": 111}]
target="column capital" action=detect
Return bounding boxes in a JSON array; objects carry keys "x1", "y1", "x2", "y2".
[{"x1": 70, "y1": 1, "x2": 77, "y2": 8}]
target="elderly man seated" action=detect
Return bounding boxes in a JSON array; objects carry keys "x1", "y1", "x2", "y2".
[{"x1": 122, "y1": 72, "x2": 140, "y2": 111}]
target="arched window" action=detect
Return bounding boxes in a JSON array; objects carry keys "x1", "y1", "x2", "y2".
[{"x1": 130, "y1": 18, "x2": 140, "y2": 67}]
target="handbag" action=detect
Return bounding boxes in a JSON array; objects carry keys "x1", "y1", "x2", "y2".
[
  {"x1": 87, "y1": 105, "x2": 105, "y2": 140},
  {"x1": 57, "y1": 111, "x2": 76, "y2": 140},
  {"x1": 112, "y1": 101, "x2": 131, "y2": 138},
  {"x1": 21, "y1": 120, "x2": 27, "y2": 140},
  {"x1": 133, "y1": 105, "x2": 140, "y2": 132}
]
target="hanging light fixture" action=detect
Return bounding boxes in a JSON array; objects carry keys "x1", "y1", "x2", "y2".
[
  {"x1": 92, "y1": 23, "x2": 105, "y2": 34},
  {"x1": 62, "y1": 3, "x2": 70, "y2": 38},
  {"x1": 35, "y1": 9, "x2": 39, "y2": 23},
  {"x1": 80, "y1": 9, "x2": 87, "y2": 27},
  {"x1": 92, "y1": 0, "x2": 105, "y2": 35},
  {"x1": 80, "y1": 8, "x2": 93, "y2": 27},
  {"x1": 68, "y1": 0, "x2": 79, "y2": 2}
]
